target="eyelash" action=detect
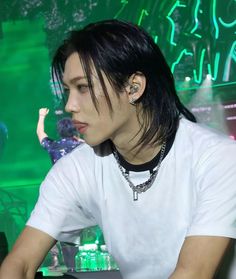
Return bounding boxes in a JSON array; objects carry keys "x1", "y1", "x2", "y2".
[
  {"x1": 63, "y1": 84, "x2": 89, "y2": 95},
  {"x1": 76, "y1": 84, "x2": 89, "y2": 93}
]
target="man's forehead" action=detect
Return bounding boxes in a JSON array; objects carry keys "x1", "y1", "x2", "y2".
[{"x1": 63, "y1": 53, "x2": 101, "y2": 84}]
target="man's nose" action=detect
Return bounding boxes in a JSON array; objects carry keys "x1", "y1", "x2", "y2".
[{"x1": 65, "y1": 93, "x2": 80, "y2": 113}]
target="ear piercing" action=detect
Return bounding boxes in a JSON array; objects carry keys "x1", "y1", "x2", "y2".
[
  {"x1": 129, "y1": 97, "x2": 136, "y2": 105},
  {"x1": 129, "y1": 83, "x2": 139, "y2": 105},
  {"x1": 130, "y1": 84, "x2": 139, "y2": 94}
]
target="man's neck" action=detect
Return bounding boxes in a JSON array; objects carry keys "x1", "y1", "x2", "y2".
[{"x1": 113, "y1": 141, "x2": 163, "y2": 165}]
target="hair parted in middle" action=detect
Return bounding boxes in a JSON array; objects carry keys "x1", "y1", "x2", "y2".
[{"x1": 52, "y1": 19, "x2": 196, "y2": 148}]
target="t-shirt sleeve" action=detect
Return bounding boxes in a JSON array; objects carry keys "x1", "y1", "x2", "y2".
[
  {"x1": 187, "y1": 139, "x2": 236, "y2": 238},
  {"x1": 41, "y1": 137, "x2": 53, "y2": 151},
  {"x1": 27, "y1": 154, "x2": 96, "y2": 244}
]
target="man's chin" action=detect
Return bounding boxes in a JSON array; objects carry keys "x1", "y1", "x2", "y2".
[{"x1": 83, "y1": 137, "x2": 106, "y2": 147}]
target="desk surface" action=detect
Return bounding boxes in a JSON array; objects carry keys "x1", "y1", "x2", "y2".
[
  {"x1": 37, "y1": 270, "x2": 123, "y2": 279},
  {"x1": 65, "y1": 270, "x2": 122, "y2": 279}
]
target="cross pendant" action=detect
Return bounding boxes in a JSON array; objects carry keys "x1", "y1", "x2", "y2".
[{"x1": 133, "y1": 190, "x2": 138, "y2": 201}]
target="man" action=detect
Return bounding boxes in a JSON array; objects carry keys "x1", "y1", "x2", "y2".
[
  {"x1": 36, "y1": 107, "x2": 83, "y2": 271},
  {"x1": 1, "y1": 19, "x2": 236, "y2": 279}
]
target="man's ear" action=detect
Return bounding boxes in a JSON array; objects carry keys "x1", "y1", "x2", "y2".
[{"x1": 126, "y1": 72, "x2": 146, "y2": 105}]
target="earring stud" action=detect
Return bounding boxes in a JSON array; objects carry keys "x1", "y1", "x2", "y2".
[
  {"x1": 129, "y1": 97, "x2": 136, "y2": 105},
  {"x1": 130, "y1": 84, "x2": 139, "y2": 94}
]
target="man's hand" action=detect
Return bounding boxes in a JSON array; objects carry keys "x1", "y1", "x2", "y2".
[
  {"x1": 39, "y1": 108, "x2": 49, "y2": 117},
  {"x1": 37, "y1": 108, "x2": 49, "y2": 142}
]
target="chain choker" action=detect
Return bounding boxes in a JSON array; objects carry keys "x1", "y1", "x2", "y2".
[{"x1": 112, "y1": 142, "x2": 166, "y2": 201}]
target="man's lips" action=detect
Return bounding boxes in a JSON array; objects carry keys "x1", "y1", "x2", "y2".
[{"x1": 72, "y1": 120, "x2": 88, "y2": 133}]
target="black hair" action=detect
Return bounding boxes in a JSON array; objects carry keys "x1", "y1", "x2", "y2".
[
  {"x1": 52, "y1": 19, "x2": 196, "y2": 148},
  {"x1": 57, "y1": 117, "x2": 77, "y2": 138}
]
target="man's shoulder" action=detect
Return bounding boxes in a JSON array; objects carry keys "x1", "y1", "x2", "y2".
[
  {"x1": 41, "y1": 137, "x2": 54, "y2": 148},
  {"x1": 178, "y1": 118, "x2": 234, "y2": 146},
  {"x1": 177, "y1": 118, "x2": 236, "y2": 165}
]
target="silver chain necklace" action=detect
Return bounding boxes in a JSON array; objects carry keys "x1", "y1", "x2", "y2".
[{"x1": 112, "y1": 142, "x2": 166, "y2": 201}]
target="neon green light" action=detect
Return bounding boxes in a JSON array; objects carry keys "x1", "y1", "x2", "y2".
[
  {"x1": 207, "y1": 64, "x2": 212, "y2": 77},
  {"x1": 166, "y1": 1, "x2": 186, "y2": 46},
  {"x1": 207, "y1": 52, "x2": 220, "y2": 80},
  {"x1": 114, "y1": 0, "x2": 128, "y2": 19},
  {"x1": 194, "y1": 33, "x2": 202, "y2": 38},
  {"x1": 171, "y1": 49, "x2": 193, "y2": 73},
  {"x1": 153, "y1": 35, "x2": 158, "y2": 44},
  {"x1": 190, "y1": 0, "x2": 201, "y2": 34},
  {"x1": 212, "y1": 0, "x2": 219, "y2": 39},
  {"x1": 177, "y1": 81, "x2": 236, "y2": 92},
  {"x1": 193, "y1": 48, "x2": 206, "y2": 84},
  {"x1": 218, "y1": 18, "x2": 236, "y2": 28},
  {"x1": 138, "y1": 9, "x2": 149, "y2": 26},
  {"x1": 223, "y1": 41, "x2": 236, "y2": 81},
  {"x1": 213, "y1": 52, "x2": 220, "y2": 80}
]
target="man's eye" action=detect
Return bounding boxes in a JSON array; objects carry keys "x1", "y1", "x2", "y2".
[{"x1": 77, "y1": 84, "x2": 89, "y2": 93}]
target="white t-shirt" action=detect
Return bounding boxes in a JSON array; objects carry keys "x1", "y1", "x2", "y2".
[{"x1": 27, "y1": 118, "x2": 236, "y2": 279}]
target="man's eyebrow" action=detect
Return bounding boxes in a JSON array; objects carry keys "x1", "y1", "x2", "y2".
[{"x1": 62, "y1": 76, "x2": 87, "y2": 86}]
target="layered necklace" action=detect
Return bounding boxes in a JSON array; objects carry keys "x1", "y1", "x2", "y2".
[{"x1": 112, "y1": 142, "x2": 166, "y2": 201}]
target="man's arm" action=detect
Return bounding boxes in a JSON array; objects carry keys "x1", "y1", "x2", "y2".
[
  {"x1": 0, "y1": 226, "x2": 56, "y2": 279},
  {"x1": 169, "y1": 236, "x2": 231, "y2": 279},
  {"x1": 36, "y1": 108, "x2": 49, "y2": 143}
]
